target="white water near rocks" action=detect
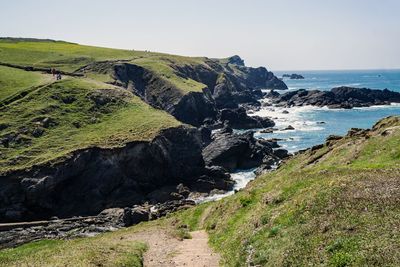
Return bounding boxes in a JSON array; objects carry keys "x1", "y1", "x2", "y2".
[
  {"x1": 198, "y1": 69, "x2": 400, "y2": 203},
  {"x1": 252, "y1": 96, "x2": 400, "y2": 153},
  {"x1": 199, "y1": 100, "x2": 400, "y2": 203},
  {"x1": 194, "y1": 169, "x2": 256, "y2": 203}
]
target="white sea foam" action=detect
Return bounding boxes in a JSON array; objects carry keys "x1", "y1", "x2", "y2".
[
  {"x1": 193, "y1": 169, "x2": 256, "y2": 203},
  {"x1": 251, "y1": 102, "x2": 325, "y2": 132}
]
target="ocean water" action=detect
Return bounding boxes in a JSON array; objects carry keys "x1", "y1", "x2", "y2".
[
  {"x1": 253, "y1": 103, "x2": 400, "y2": 152},
  {"x1": 275, "y1": 69, "x2": 400, "y2": 92},
  {"x1": 200, "y1": 70, "x2": 400, "y2": 202},
  {"x1": 254, "y1": 69, "x2": 400, "y2": 152}
]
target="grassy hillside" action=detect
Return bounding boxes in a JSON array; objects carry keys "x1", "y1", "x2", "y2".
[
  {"x1": 0, "y1": 229, "x2": 147, "y2": 267},
  {"x1": 0, "y1": 38, "x2": 212, "y2": 94},
  {"x1": 0, "y1": 39, "x2": 143, "y2": 72},
  {"x1": 198, "y1": 116, "x2": 400, "y2": 266},
  {"x1": 1, "y1": 117, "x2": 398, "y2": 266},
  {"x1": 0, "y1": 65, "x2": 51, "y2": 100},
  {"x1": 0, "y1": 76, "x2": 180, "y2": 174}
]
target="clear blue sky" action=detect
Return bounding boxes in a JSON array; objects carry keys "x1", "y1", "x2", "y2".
[{"x1": 1, "y1": 0, "x2": 399, "y2": 70}]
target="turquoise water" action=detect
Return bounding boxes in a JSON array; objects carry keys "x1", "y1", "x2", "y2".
[
  {"x1": 275, "y1": 69, "x2": 400, "y2": 92},
  {"x1": 253, "y1": 70, "x2": 400, "y2": 152}
]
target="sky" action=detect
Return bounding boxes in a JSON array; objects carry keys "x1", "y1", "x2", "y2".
[{"x1": 1, "y1": 0, "x2": 399, "y2": 70}]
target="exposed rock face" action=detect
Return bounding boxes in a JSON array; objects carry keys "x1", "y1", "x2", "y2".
[
  {"x1": 83, "y1": 57, "x2": 286, "y2": 127},
  {"x1": 0, "y1": 126, "x2": 229, "y2": 222},
  {"x1": 112, "y1": 63, "x2": 218, "y2": 126},
  {"x1": 219, "y1": 107, "x2": 275, "y2": 129},
  {"x1": 227, "y1": 55, "x2": 245, "y2": 66},
  {"x1": 202, "y1": 127, "x2": 287, "y2": 172},
  {"x1": 212, "y1": 65, "x2": 287, "y2": 109},
  {"x1": 272, "y1": 87, "x2": 400, "y2": 108},
  {"x1": 0, "y1": 200, "x2": 195, "y2": 249}
]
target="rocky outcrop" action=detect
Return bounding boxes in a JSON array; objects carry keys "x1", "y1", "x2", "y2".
[
  {"x1": 282, "y1": 73, "x2": 304, "y2": 79},
  {"x1": 219, "y1": 107, "x2": 275, "y2": 129},
  {"x1": 0, "y1": 126, "x2": 232, "y2": 223},
  {"x1": 227, "y1": 55, "x2": 245, "y2": 66},
  {"x1": 0, "y1": 200, "x2": 195, "y2": 249},
  {"x1": 82, "y1": 57, "x2": 286, "y2": 127},
  {"x1": 212, "y1": 64, "x2": 287, "y2": 109},
  {"x1": 202, "y1": 127, "x2": 288, "y2": 172},
  {"x1": 271, "y1": 87, "x2": 400, "y2": 108}
]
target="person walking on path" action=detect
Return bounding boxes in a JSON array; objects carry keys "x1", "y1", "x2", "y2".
[{"x1": 51, "y1": 68, "x2": 56, "y2": 78}]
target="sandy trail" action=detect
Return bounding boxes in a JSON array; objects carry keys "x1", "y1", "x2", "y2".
[
  {"x1": 172, "y1": 230, "x2": 220, "y2": 267},
  {"x1": 131, "y1": 228, "x2": 220, "y2": 267}
]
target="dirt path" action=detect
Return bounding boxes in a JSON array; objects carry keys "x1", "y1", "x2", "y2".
[
  {"x1": 131, "y1": 228, "x2": 220, "y2": 266},
  {"x1": 172, "y1": 230, "x2": 220, "y2": 267}
]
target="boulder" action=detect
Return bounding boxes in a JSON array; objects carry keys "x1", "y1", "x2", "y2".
[
  {"x1": 219, "y1": 107, "x2": 275, "y2": 129},
  {"x1": 202, "y1": 130, "x2": 287, "y2": 172},
  {"x1": 282, "y1": 74, "x2": 305, "y2": 79}
]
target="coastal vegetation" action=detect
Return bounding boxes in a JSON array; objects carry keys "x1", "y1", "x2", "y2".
[{"x1": 1, "y1": 116, "x2": 398, "y2": 266}]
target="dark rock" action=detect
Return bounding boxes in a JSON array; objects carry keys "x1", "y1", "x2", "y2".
[
  {"x1": 202, "y1": 130, "x2": 286, "y2": 172},
  {"x1": 282, "y1": 125, "x2": 295, "y2": 131},
  {"x1": 273, "y1": 87, "x2": 400, "y2": 108},
  {"x1": 0, "y1": 126, "x2": 208, "y2": 222},
  {"x1": 282, "y1": 74, "x2": 305, "y2": 79},
  {"x1": 259, "y1": 128, "x2": 275, "y2": 134},
  {"x1": 0, "y1": 123, "x2": 9, "y2": 131},
  {"x1": 176, "y1": 183, "x2": 190, "y2": 198},
  {"x1": 199, "y1": 126, "x2": 212, "y2": 146},
  {"x1": 0, "y1": 200, "x2": 195, "y2": 249},
  {"x1": 129, "y1": 206, "x2": 151, "y2": 225},
  {"x1": 72, "y1": 121, "x2": 81, "y2": 128},
  {"x1": 311, "y1": 144, "x2": 324, "y2": 151},
  {"x1": 227, "y1": 55, "x2": 245, "y2": 66},
  {"x1": 265, "y1": 90, "x2": 280, "y2": 99},
  {"x1": 147, "y1": 186, "x2": 184, "y2": 204},
  {"x1": 274, "y1": 149, "x2": 289, "y2": 159},
  {"x1": 219, "y1": 108, "x2": 275, "y2": 129},
  {"x1": 61, "y1": 96, "x2": 76, "y2": 104},
  {"x1": 346, "y1": 128, "x2": 368, "y2": 137},
  {"x1": 326, "y1": 135, "x2": 342, "y2": 142},
  {"x1": 31, "y1": 127, "x2": 45, "y2": 137},
  {"x1": 218, "y1": 124, "x2": 233, "y2": 135},
  {"x1": 84, "y1": 57, "x2": 286, "y2": 126}
]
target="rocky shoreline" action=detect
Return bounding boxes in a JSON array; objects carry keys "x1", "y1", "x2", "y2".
[
  {"x1": 0, "y1": 200, "x2": 195, "y2": 249},
  {"x1": 3, "y1": 54, "x2": 398, "y2": 250},
  {"x1": 270, "y1": 86, "x2": 400, "y2": 109}
]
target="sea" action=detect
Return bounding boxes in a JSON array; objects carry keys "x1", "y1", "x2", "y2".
[
  {"x1": 199, "y1": 69, "x2": 400, "y2": 202},
  {"x1": 256, "y1": 69, "x2": 400, "y2": 152}
]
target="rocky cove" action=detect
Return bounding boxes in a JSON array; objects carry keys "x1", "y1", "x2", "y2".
[
  {"x1": 2, "y1": 53, "x2": 398, "y2": 249},
  {"x1": 0, "y1": 55, "x2": 291, "y2": 247},
  {"x1": 0, "y1": 126, "x2": 289, "y2": 248}
]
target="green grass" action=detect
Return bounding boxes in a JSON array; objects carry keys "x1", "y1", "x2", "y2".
[
  {"x1": 139, "y1": 116, "x2": 399, "y2": 266},
  {"x1": 195, "y1": 116, "x2": 400, "y2": 266},
  {"x1": 132, "y1": 57, "x2": 207, "y2": 93},
  {"x1": 1, "y1": 117, "x2": 399, "y2": 266},
  {"x1": 0, "y1": 77, "x2": 180, "y2": 173},
  {"x1": 0, "y1": 39, "x2": 211, "y2": 94},
  {"x1": 0, "y1": 65, "x2": 51, "y2": 100},
  {"x1": 0, "y1": 231, "x2": 148, "y2": 267},
  {"x1": 0, "y1": 39, "x2": 147, "y2": 72}
]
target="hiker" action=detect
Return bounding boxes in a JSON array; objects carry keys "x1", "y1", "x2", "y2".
[
  {"x1": 51, "y1": 68, "x2": 56, "y2": 77},
  {"x1": 56, "y1": 72, "x2": 62, "y2": 80}
]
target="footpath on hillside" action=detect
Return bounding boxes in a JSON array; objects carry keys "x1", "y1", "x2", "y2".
[{"x1": 129, "y1": 228, "x2": 220, "y2": 267}]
